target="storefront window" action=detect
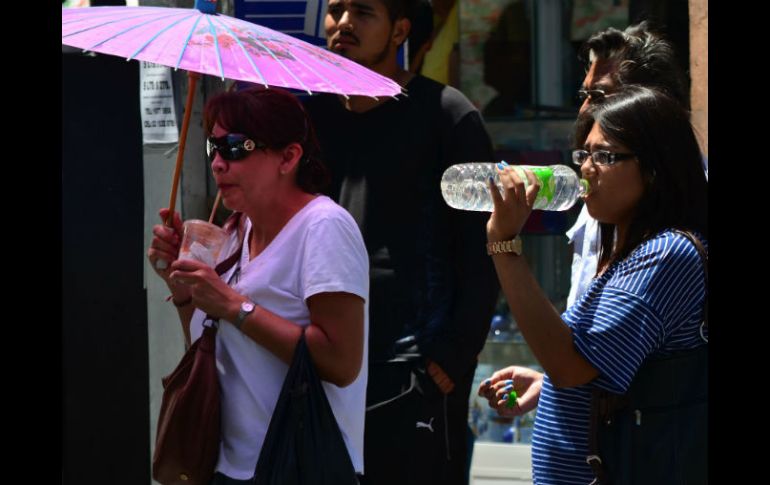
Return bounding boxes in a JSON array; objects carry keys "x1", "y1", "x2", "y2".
[
  {"x1": 464, "y1": 0, "x2": 533, "y2": 118},
  {"x1": 459, "y1": 0, "x2": 632, "y2": 120}
]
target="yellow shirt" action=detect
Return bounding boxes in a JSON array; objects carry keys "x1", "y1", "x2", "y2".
[{"x1": 420, "y1": 2, "x2": 459, "y2": 85}]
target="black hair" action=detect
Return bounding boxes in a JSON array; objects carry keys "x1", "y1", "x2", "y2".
[
  {"x1": 574, "y1": 85, "x2": 707, "y2": 270},
  {"x1": 580, "y1": 21, "x2": 688, "y2": 109},
  {"x1": 379, "y1": 0, "x2": 419, "y2": 23}
]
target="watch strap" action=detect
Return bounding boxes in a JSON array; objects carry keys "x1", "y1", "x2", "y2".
[
  {"x1": 487, "y1": 236, "x2": 523, "y2": 256},
  {"x1": 234, "y1": 301, "x2": 256, "y2": 330}
]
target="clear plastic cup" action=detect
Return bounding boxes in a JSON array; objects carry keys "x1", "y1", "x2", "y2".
[{"x1": 178, "y1": 219, "x2": 227, "y2": 268}]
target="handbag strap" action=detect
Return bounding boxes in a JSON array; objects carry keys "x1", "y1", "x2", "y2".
[
  {"x1": 587, "y1": 390, "x2": 606, "y2": 484},
  {"x1": 587, "y1": 388, "x2": 625, "y2": 484},
  {"x1": 215, "y1": 211, "x2": 248, "y2": 278},
  {"x1": 215, "y1": 242, "x2": 243, "y2": 278},
  {"x1": 203, "y1": 229, "x2": 245, "y2": 323},
  {"x1": 671, "y1": 229, "x2": 708, "y2": 329}
]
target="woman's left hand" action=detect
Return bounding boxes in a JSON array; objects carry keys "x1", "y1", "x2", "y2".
[
  {"x1": 478, "y1": 365, "x2": 543, "y2": 418},
  {"x1": 169, "y1": 259, "x2": 243, "y2": 320},
  {"x1": 486, "y1": 164, "x2": 540, "y2": 243}
]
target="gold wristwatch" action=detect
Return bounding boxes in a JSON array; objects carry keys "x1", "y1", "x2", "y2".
[{"x1": 487, "y1": 236, "x2": 523, "y2": 256}]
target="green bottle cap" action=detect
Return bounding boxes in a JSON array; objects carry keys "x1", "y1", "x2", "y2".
[{"x1": 579, "y1": 178, "x2": 591, "y2": 196}]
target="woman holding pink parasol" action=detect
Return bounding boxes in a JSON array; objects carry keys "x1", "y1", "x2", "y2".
[{"x1": 147, "y1": 87, "x2": 369, "y2": 483}]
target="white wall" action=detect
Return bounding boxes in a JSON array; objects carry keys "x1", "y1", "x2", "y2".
[{"x1": 471, "y1": 443, "x2": 533, "y2": 485}]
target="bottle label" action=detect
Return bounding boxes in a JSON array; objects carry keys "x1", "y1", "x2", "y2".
[{"x1": 513, "y1": 166, "x2": 554, "y2": 204}]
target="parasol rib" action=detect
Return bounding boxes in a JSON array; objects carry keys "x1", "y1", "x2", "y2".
[
  {"x1": 63, "y1": 10, "x2": 178, "y2": 39},
  {"x1": 239, "y1": 29, "x2": 313, "y2": 94},
  {"x1": 210, "y1": 16, "x2": 269, "y2": 88},
  {"x1": 62, "y1": 7, "x2": 166, "y2": 26},
  {"x1": 263, "y1": 40, "x2": 353, "y2": 99},
  {"x1": 127, "y1": 13, "x2": 198, "y2": 60},
  {"x1": 204, "y1": 15, "x2": 226, "y2": 81},
  {"x1": 176, "y1": 16, "x2": 205, "y2": 70}
]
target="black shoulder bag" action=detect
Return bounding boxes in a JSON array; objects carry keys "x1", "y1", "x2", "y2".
[{"x1": 586, "y1": 230, "x2": 708, "y2": 485}]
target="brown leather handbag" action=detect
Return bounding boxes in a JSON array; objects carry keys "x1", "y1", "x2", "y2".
[
  {"x1": 152, "y1": 323, "x2": 221, "y2": 485},
  {"x1": 152, "y1": 234, "x2": 244, "y2": 485}
]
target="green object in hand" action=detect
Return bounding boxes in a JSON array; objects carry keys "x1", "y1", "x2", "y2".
[{"x1": 506, "y1": 390, "x2": 518, "y2": 408}]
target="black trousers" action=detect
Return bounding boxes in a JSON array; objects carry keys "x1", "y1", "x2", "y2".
[{"x1": 360, "y1": 360, "x2": 476, "y2": 485}]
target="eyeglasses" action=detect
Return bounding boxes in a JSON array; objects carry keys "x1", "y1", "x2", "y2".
[
  {"x1": 577, "y1": 88, "x2": 606, "y2": 102},
  {"x1": 206, "y1": 134, "x2": 264, "y2": 161},
  {"x1": 572, "y1": 149, "x2": 636, "y2": 167}
]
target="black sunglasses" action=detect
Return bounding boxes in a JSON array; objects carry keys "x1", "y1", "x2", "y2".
[
  {"x1": 577, "y1": 88, "x2": 606, "y2": 102},
  {"x1": 206, "y1": 134, "x2": 265, "y2": 161}
]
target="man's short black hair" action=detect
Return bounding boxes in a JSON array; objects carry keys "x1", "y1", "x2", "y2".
[
  {"x1": 580, "y1": 21, "x2": 688, "y2": 109},
  {"x1": 379, "y1": 0, "x2": 420, "y2": 23}
]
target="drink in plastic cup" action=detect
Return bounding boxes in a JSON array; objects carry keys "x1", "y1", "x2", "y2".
[{"x1": 178, "y1": 220, "x2": 227, "y2": 267}]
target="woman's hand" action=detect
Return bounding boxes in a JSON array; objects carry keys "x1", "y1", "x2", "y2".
[
  {"x1": 486, "y1": 164, "x2": 540, "y2": 243},
  {"x1": 148, "y1": 209, "x2": 193, "y2": 301},
  {"x1": 477, "y1": 365, "x2": 543, "y2": 418},
  {"x1": 169, "y1": 259, "x2": 244, "y2": 319}
]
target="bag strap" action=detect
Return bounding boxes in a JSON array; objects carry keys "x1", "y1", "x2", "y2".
[
  {"x1": 215, "y1": 213, "x2": 246, "y2": 277},
  {"x1": 587, "y1": 388, "x2": 628, "y2": 484},
  {"x1": 587, "y1": 390, "x2": 609, "y2": 484},
  {"x1": 671, "y1": 229, "x2": 708, "y2": 329},
  {"x1": 214, "y1": 240, "x2": 243, "y2": 277},
  {"x1": 203, "y1": 229, "x2": 245, "y2": 323}
]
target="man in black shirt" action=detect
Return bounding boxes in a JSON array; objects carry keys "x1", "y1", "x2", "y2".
[{"x1": 304, "y1": 1, "x2": 498, "y2": 483}]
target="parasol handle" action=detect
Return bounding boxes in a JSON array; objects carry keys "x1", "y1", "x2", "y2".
[{"x1": 165, "y1": 71, "x2": 201, "y2": 226}]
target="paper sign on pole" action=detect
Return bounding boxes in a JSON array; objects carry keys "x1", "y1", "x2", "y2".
[{"x1": 139, "y1": 61, "x2": 179, "y2": 144}]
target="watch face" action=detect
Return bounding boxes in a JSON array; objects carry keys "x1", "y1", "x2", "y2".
[{"x1": 241, "y1": 301, "x2": 255, "y2": 312}]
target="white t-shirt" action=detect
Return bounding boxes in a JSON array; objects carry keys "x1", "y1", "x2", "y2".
[
  {"x1": 565, "y1": 204, "x2": 600, "y2": 308},
  {"x1": 188, "y1": 195, "x2": 370, "y2": 479},
  {"x1": 566, "y1": 156, "x2": 708, "y2": 307}
]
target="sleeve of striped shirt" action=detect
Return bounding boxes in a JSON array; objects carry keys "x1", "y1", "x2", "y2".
[{"x1": 568, "y1": 233, "x2": 706, "y2": 393}]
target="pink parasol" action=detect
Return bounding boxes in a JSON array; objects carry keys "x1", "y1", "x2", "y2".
[{"x1": 62, "y1": 0, "x2": 402, "y2": 222}]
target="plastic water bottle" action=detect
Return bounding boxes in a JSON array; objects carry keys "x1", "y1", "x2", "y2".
[{"x1": 440, "y1": 162, "x2": 590, "y2": 211}]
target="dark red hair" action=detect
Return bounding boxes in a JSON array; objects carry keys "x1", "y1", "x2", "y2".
[{"x1": 203, "y1": 87, "x2": 330, "y2": 194}]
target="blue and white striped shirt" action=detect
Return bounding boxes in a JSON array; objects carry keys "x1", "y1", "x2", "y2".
[{"x1": 532, "y1": 230, "x2": 708, "y2": 484}]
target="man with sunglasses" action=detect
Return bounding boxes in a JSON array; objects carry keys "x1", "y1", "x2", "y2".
[
  {"x1": 303, "y1": 0, "x2": 498, "y2": 484},
  {"x1": 567, "y1": 21, "x2": 695, "y2": 310}
]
